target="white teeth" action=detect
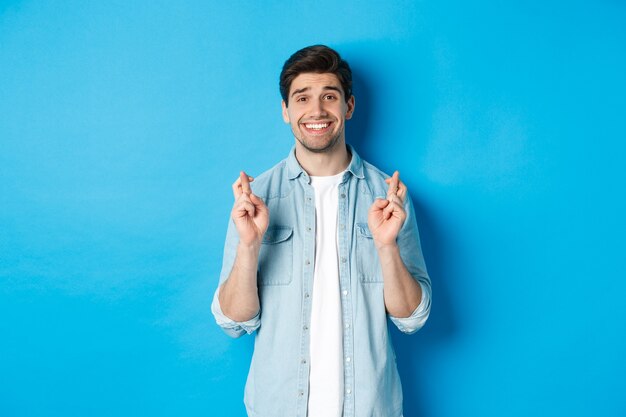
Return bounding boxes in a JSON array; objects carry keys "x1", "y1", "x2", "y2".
[{"x1": 304, "y1": 123, "x2": 329, "y2": 130}]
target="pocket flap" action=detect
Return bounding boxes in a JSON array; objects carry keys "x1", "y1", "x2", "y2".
[
  {"x1": 262, "y1": 226, "x2": 293, "y2": 244},
  {"x1": 356, "y1": 222, "x2": 373, "y2": 238}
]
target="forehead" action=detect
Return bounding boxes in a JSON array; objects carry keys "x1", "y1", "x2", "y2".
[{"x1": 289, "y1": 72, "x2": 343, "y2": 95}]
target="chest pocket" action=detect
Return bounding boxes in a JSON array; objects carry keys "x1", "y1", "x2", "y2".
[
  {"x1": 356, "y1": 223, "x2": 383, "y2": 283},
  {"x1": 257, "y1": 226, "x2": 294, "y2": 286}
]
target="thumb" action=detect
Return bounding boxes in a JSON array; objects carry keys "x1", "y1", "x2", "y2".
[
  {"x1": 373, "y1": 198, "x2": 390, "y2": 209},
  {"x1": 250, "y1": 193, "x2": 266, "y2": 208}
]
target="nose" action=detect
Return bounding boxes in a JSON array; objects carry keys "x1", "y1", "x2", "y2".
[{"x1": 310, "y1": 98, "x2": 328, "y2": 118}]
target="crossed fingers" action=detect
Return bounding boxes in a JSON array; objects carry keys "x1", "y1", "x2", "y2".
[
  {"x1": 232, "y1": 171, "x2": 254, "y2": 199},
  {"x1": 385, "y1": 170, "x2": 406, "y2": 203},
  {"x1": 230, "y1": 171, "x2": 255, "y2": 217},
  {"x1": 382, "y1": 171, "x2": 407, "y2": 220}
]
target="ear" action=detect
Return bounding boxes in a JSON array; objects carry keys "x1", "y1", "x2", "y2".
[
  {"x1": 281, "y1": 100, "x2": 290, "y2": 123},
  {"x1": 345, "y1": 95, "x2": 355, "y2": 120}
]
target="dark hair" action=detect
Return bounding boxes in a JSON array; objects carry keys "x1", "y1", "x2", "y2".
[{"x1": 279, "y1": 45, "x2": 353, "y2": 106}]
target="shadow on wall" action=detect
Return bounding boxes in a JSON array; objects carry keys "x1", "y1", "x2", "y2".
[{"x1": 350, "y1": 66, "x2": 458, "y2": 417}]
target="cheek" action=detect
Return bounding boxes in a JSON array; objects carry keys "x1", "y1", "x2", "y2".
[{"x1": 292, "y1": 112, "x2": 304, "y2": 125}]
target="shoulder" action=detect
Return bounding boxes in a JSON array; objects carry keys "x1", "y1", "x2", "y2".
[
  {"x1": 249, "y1": 158, "x2": 291, "y2": 200},
  {"x1": 360, "y1": 159, "x2": 391, "y2": 198}
]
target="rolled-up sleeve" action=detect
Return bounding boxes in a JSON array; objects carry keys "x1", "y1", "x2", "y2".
[
  {"x1": 389, "y1": 279, "x2": 432, "y2": 334},
  {"x1": 211, "y1": 218, "x2": 261, "y2": 338},
  {"x1": 211, "y1": 286, "x2": 261, "y2": 337}
]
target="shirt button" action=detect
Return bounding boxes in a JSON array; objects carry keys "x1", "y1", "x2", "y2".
[
  {"x1": 341, "y1": 257, "x2": 346, "y2": 263},
  {"x1": 346, "y1": 357, "x2": 351, "y2": 362},
  {"x1": 342, "y1": 290, "x2": 348, "y2": 296},
  {"x1": 345, "y1": 323, "x2": 350, "y2": 328},
  {"x1": 305, "y1": 293, "x2": 310, "y2": 298},
  {"x1": 299, "y1": 390, "x2": 304, "y2": 397},
  {"x1": 307, "y1": 226, "x2": 311, "y2": 231},
  {"x1": 305, "y1": 259, "x2": 310, "y2": 265},
  {"x1": 303, "y1": 325, "x2": 308, "y2": 331},
  {"x1": 346, "y1": 388, "x2": 352, "y2": 394},
  {"x1": 301, "y1": 359, "x2": 307, "y2": 364},
  {"x1": 340, "y1": 193, "x2": 346, "y2": 199}
]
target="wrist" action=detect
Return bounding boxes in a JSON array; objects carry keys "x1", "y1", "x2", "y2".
[
  {"x1": 238, "y1": 240, "x2": 261, "y2": 253},
  {"x1": 375, "y1": 241, "x2": 399, "y2": 253},
  {"x1": 234, "y1": 242, "x2": 261, "y2": 274}
]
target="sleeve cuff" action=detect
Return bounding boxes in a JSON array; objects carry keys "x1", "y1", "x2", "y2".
[
  {"x1": 389, "y1": 279, "x2": 432, "y2": 334},
  {"x1": 211, "y1": 286, "x2": 261, "y2": 338}
]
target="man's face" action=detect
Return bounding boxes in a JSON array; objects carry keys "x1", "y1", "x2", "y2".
[{"x1": 282, "y1": 72, "x2": 355, "y2": 154}]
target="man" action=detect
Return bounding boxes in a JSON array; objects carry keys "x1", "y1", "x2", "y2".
[{"x1": 212, "y1": 45, "x2": 431, "y2": 417}]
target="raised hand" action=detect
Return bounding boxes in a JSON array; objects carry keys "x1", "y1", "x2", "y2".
[
  {"x1": 367, "y1": 171, "x2": 408, "y2": 248},
  {"x1": 231, "y1": 171, "x2": 269, "y2": 247}
]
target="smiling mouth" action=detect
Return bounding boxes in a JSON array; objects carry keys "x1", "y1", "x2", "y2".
[{"x1": 302, "y1": 122, "x2": 332, "y2": 134}]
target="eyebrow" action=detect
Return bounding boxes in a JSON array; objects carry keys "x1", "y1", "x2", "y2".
[{"x1": 291, "y1": 85, "x2": 342, "y2": 97}]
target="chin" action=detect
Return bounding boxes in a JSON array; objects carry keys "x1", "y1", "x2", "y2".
[{"x1": 299, "y1": 136, "x2": 341, "y2": 153}]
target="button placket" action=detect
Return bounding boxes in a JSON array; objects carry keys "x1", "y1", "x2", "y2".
[
  {"x1": 338, "y1": 182, "x2": 355, "y2": 415},
  {"x1": 297, "y1": 187, "x2": 315, "y2": 415}
]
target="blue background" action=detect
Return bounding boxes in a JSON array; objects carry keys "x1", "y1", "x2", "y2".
[{"x1": 1, "y1": 1, "x2": 625, "y2": 416}]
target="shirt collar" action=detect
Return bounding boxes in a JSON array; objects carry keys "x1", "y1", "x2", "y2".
[{"x1": 286, "y1": 143, "x2": 365, "y2": 180}]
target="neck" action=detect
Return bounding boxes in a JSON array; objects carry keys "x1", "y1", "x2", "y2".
[{"x1": 295, "y1": 140, "x2": 351, "y2": 176}]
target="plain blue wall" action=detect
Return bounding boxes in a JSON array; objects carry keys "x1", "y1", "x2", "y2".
[{"x1": 1, "y1": 1, "x2": 625, "y2": 416}]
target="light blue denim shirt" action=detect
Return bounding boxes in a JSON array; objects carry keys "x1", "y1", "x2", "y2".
[{"x1": 212, "y1": 145, "x2": 431, "y2": 417}]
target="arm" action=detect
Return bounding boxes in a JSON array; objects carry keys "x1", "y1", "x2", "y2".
[
  {"x1": 211, "y1": 172, "x2": 269, "y2": 336},
  {"x1": 368, "y1": 171, "x2": 432, "y2": 333},
  {"x1": 218, "y1": 241, "x2": 261, "y2": 322},
  {"x1": 377, "y1": 244, "x2": 422, "y2": 318}
]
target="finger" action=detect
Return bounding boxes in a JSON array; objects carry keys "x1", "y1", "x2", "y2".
[
  {"x1": 249, "y1": 193, "x2": 267, "y2": 210},
  {"x1": 382, "y1": 196, "x2": 396, "y2": 218},
  {"x1": 240, "y1": 171, "x2": 252, "y2": 195},
  {"x1": 232, "y1": 174, "x2": 254, "y2": 199},
  {"x1": 252, "y1": 197, "x2": 269, "y2": 220},
  {"x1": 382, "y1": 201, "x2": 395, "y2": 220},
  {"x1": 388, "y1": 194, "x2": 402, "y2": 206},
  {"x1": 234, "y1": 197, "x2": 256, "y2": 218},
  {"x1": 383, "y1": 198, "x2": 404, "y2": 220},
  {"x1": 396, "y1": 181, "x2": 407, "y2": 202},
  {"x1": 385, "y1": 176, "x2": 407, "y2": 203},
  {"x1": 245, "y1": 201, "x2": 256, "y2": 218},
  {"x1": 387, "y1": 171, "x2": 399, "y2": 199},
  {"x1": 370, "y1": 198, "x2": 389, "y2": 211},
  {"x1": 375, "y1": 197, "x2": 389, "y2": 206}
]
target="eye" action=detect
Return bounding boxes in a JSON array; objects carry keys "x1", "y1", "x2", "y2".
[
  {"x1": 324, "y1": 94, "x2": 337, "y2": 100},
  {"x1": 296, "y1": 96, "x2": 307, "y2": 102}
]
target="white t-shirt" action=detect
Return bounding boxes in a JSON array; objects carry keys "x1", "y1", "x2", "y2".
[{"x1": 307, "y1": 172, "x2": 345, "y2": 417}]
